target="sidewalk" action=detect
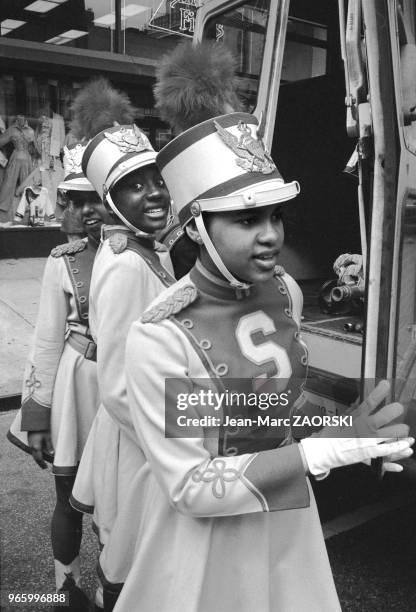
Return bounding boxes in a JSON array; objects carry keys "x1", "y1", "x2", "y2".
[{"x1": 0, "y1": 258, "x2": 46, "y2": 397}]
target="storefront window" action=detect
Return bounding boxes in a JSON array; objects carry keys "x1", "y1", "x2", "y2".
[
  {"x1": 0, "y1": 71, "x2": 170, "y2": 229},
  {"x1": 0, "y1": 74, "x2": 73, "y2": 227}
]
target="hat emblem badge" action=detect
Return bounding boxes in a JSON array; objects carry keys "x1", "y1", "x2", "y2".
[
  {"x1": 214, "y1": 120, "x2": 276, "y2": 175},
  {"x1": 64, "y1": 143, "x2": 84, "y2": 174},
  {"x1": 104, "y1": 124, "x2": 153, "y2": 154}
]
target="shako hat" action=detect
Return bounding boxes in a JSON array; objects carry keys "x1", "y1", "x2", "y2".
[
  {"x1": 156, "y1": 112, "x2": 300, "y2": 289},
  {"x1": 157, "y1": 112, "x2": 299, "y2": 226},
  {"x1": 81, "y1": 124, "x2": 157, "y2": 232},
  {"x1": 58, "y1": 143, "x2": 94, "y2": 192}
]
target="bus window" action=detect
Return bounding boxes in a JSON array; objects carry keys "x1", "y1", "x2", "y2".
[
  {"x1": 203, "y1": 0, "x2": 271, "y2": 110},
  {"x1": 282, "y1": 18, "x2": 327, "y2": 82}
]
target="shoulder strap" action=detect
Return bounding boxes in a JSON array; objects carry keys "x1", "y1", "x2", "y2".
[{"x1": 63, "y1": 244, "x2": 95, "y2": 323}]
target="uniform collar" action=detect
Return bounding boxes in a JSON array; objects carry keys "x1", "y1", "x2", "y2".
[{"x1": 190, "y1": 259, "x2": 252, "y2": 301}]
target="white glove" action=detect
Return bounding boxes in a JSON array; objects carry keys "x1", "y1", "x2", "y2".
[{"x1": 300, "y1": 380, "x2": 414, "y2": 476}]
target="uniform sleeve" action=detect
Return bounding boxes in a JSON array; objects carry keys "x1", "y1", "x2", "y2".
[
  {"x1": 93, "y1": 251, "x2": 150, "y2": 437},
  {"x1": 125, "y1": 320, "x2": 310, "y2": 518},
  {"x1": 21, "y1": 256, "x2": 68, "y2": 431}
]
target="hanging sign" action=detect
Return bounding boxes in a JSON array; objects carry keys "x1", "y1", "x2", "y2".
[{"x1": 148, "y1": 0, "x2": 203, "y2": 38}]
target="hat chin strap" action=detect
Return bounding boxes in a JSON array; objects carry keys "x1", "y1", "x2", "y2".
[
  {"x1": 106, "y1": 192, "x2": 155, "y2": 238},
  {"x1": 194, "y1": 214, "x2": 251, "y2": 291}
]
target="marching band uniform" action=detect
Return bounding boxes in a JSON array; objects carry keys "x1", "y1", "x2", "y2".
[
  {"x1": 70, "y1": 226, "x2": 175, "y2": 542},
  {"x1": 69, "y1": 125, "x2": 175, "y2": 564},
  {"x1": 98, "y1": 113, "x2": 341, "y2": 612},
  {"x1": 7, "y1": 143, "x2": 102, "y2": 604},
  {"x1": 7, "y1": 234, "x2": 98, "y2": 472},
  {"x1": 111, "y1": 267, "x2": 340, "y2": 612}
]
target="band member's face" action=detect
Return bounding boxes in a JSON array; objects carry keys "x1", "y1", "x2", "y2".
[
  {"x1": 202, "y1": 204, "x2": 284, "y2": 284},
  {"x1": 110, "y1": 165, "x2": 170, "y2": 233},
  {"x1": 72, "y1": 192, "x2": 112, "y2": 239}
]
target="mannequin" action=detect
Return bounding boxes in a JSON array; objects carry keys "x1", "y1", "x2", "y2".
[
  {"x1": 0, "y1": 115, "x2": 35, "y2": 221},
  {"x1": 35, "y1": 109, "x2": 65, "y2": 219}
]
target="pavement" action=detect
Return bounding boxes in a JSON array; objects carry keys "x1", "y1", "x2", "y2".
[
  {"x1": 0, "y1": 258, "x2": 45, "y2": 398},
  {"x1": 0, "y1": 410, "x2": 97, "y2": 612}
]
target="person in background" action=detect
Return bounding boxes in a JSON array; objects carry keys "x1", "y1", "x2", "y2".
[
  {"x1": 67, "y1": 79, "x2": 175, "y2": 611},
  {"x1": 7, "y1": 142, "x2": 112, "y2": 611}
]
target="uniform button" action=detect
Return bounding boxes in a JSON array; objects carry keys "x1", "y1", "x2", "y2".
[
  {"x1": 82, "y1": 313, "x2": 89, "y2": 320},
  {"x1": 279, "y1": 286, "x2": 287, "y2": 294},
  {"x1": 72, "y1": 268, "x2": 79, "y2": 274},
  {"x1": 200, "y1": 339, "x2": 212, "y2": 349},
  {"x1": 215, "y1": 363, "x2": 228, "y2": 376},
  {"x1": 284, "y1": 308, "x2": 292, "y2": 317},
  {"x1": 79, "y1": 296, "x2": 87, "y2": 303},
  {"x1": 301, "y1": 354, "x2": 308, "y2": 366},
  {"x1": 68, "y1": 256, "x2": 75, "y2": 262},
  {"x1": 75, "y1": 281, "x2": 84, "y2": 288},
  {"x1": 181, "y1": 318, "x2": 194, "y2": 329},
  {"x1": 159, "y1": 271, "x2": 167, "y2": 278}
]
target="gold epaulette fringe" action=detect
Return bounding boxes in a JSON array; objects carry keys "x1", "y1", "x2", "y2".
[
  {"x1": 142, "y1": 284, "x2": 198, "y2": 323},
  {"x1": 51, "y1": 240, "x2": 87, "y2": 257},
  {"x1": 109, "y1": 232, "x2": 128, "y2": 254}
]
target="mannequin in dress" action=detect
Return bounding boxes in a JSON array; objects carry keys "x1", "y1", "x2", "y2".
[{"x1": 0, "y1": 115, "x2": 35, "y2": 221}]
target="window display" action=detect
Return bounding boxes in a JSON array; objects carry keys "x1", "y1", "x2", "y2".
[{"x1": 0, "y1": 73, "x2": 174, "y2": 231}]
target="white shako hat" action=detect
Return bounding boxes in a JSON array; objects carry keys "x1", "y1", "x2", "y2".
[
  {"x1": 82, "y1": 124, "x2": 157, "y2": 233},
  {"x1": 156, "y1": 111, "x2": 300, "y2": 289},
  {"x1": 58, "y1": 143, "x2": 94, "y2": 191}
]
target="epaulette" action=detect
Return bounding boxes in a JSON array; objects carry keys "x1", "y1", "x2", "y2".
[
  {"x1": 273, "y1": 264, "x2": 285, "y2": 277},
  {"x1": 51, "y1": 239, "x2": 87, "y2": 258},
  {"x1": 141, "y1": 283, "x2": 198, "y2": 324},
  {"x1": 109, "y1": 232, "x2": 128, "y2": 254}
]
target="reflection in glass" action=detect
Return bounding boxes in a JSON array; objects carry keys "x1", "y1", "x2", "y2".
[{"x1": 204, "y1": 0, "x2": 271, "y2": 111}]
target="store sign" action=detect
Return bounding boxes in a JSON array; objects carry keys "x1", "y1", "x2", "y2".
[{"x1": 149, "y1": 0, "x2": 203, "y2": 38}]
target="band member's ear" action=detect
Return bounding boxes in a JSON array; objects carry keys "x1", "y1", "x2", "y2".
[{"x1": 185, "y1": 221, "x2": 203, "y2": 245}]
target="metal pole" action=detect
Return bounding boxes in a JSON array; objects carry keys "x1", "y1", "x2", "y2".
[{"x1": 114, "y1": 0, "x2": 122, "y2": 54}]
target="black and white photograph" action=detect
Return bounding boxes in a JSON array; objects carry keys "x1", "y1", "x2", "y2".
[{"x1": 1, "y1": 1, "x2": 416, "y2": 611}]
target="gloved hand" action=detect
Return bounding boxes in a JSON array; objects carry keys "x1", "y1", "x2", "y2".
[
  {"x1": 28, "y1": 430, "x2": 54, "y2": 469},
  {"x1": 300, "y1": 381, "x2": 414, "y2": 476}
]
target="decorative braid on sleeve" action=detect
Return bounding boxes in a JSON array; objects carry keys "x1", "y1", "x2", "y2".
[{"x1": 141, "y1": 284, "x2": 198, "y2": 323}]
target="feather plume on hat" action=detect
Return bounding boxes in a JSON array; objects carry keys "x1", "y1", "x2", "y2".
[
  {"x1": 154, "y1": 40, "x2": 243, "y2": 134},
  {"x1": 70, "y1": 77, "x2": 136, "y2": 141}
]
